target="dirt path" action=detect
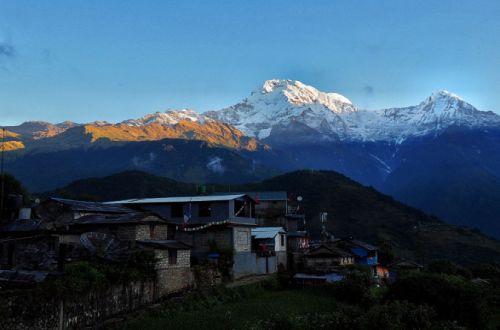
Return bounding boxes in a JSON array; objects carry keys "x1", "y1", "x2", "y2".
[{"x1": 225, "y1": 274, "x2": 274, "y2": 288}]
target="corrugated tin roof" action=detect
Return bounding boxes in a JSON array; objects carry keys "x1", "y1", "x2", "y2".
[
  {"x1": 214, "y1": 191, "x2": 287, "y2": 201},
  {"x1": 350, "y1": 239, "x2": 378, "y2": 251},
  {"x1": 306, "y1": 245, "x2": 354, "y2": 258},
  {"x1": 251, "y1": 227, "x2": 285, "y2": 239},
  {"x1": 50, "y1": 198, "x2": 134, "y2": 213},
  {"x1": 136, "y1": 240, "x2": 191, "y2": 250},
  {"x1": 105, "y1": 194, "x2": 251, "y2": 205},
  {"x1": 71, "y1": 212, "x2": 164, "y2": 225}
]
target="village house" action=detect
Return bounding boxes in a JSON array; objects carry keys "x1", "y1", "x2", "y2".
[
  {"x1": 215, "y1": 191, "x2": 309, "y2": 270},
  {"x1": 0, "y1": 198, "x2": 193, "y2": 295},
  {"x1": 330, "y1": 238, "x2": 379, "y2": 274},
  {"x1": 251, "y1": 227, "x2": 287, "y2": 273},
  {"x1": 106, "y1": 194, "x2": 257, "y2": 278},
  {"x1": 302, "y1": 244, "x2": 355, "y2": 272}
]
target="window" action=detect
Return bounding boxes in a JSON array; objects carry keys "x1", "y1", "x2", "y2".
[
  {"x1": 280, "y1": 234, "x2": 285, "y2": 247},
  {"x1": 234, "y1": 200, "x2": 249, "y2": 217},
  {"x1": 237, "y1": 230, "x2": 249, "y2": 245},
  {"x1": 198, "y1": 202, "x2": 211, "y2": 217},
  {"x1": 171, "y1": 203, "x2": 184, "y2": 218},
  {"x1": 168, "y1": 249, "x2": 177, "y2": 264},
  {"x1": 149, "y1": 224, "x2": 156, "y2": 239}
]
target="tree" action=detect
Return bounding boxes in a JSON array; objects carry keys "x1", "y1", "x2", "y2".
[{"x1": 0, "y1": 173, "x2": 30, "y2": 222}]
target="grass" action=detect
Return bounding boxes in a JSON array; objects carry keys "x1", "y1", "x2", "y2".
[{"x1": 121, "y1": 286, "x2": 346, "y2": 330}]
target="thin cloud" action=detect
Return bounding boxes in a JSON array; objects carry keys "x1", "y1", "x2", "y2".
[
  {"x1": 362, "y1": 85, "x2": 375, "y2": 95},
  {"x1": 0, "y1": 42, "x2": 15, "y2": 58}
]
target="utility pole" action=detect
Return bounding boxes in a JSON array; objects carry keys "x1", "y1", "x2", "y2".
[{"x1": 0, "y1": 127, "x2": 5, "y2": 223}]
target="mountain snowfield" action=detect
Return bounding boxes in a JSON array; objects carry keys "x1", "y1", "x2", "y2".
[
  {"x1": 122, "y1": 109, "x2": 214, "y2": 126},
  {"x1": 204, "y1": 79, "x2": 500, "y2": 143}
]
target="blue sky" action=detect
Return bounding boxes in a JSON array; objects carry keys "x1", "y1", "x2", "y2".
[{"x1": 1, "y1": 0, "x2": 499, "y2": 125}]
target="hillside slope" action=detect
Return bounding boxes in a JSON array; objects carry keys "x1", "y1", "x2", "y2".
[{"x1": 46, "y1": 170, "x2": 500, "y2": 265}]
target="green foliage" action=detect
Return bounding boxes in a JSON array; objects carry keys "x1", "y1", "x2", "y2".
[
  {"x1": 254, "y1": 310, "x2": 358, "y2": 330},
  {"x1": 376, "y1": 239, "x2": 395, "y2": 266},
  {"x1": 427, "y1": 260, "x2": 472, "y2": 278},
  {"x1": 385, "y1": 272, "x2": 490, "y2": 329},
  {"x1": 0, "y1": 173, "x2": 30, "y2": 219},
  {"x1": 206, "y1": 239, "x2": 234, "y2": 279},
  {"x1": 471, "y1": 262, "x2": 500, "y2": 280},
  {"x1": 361, "y1": 301, "x2": 436, "y2": 330},
  {"x1": 58, "y1": 261, "x2": 106, "y2": 294},
  {"x1": 328, "y1": 267, "x2": 373, "y2": 307}
]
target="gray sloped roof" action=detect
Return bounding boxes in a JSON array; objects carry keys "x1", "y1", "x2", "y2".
[
  {"x1": 50, "y1": 198, "x2": 135, "y2": 213},
  {"x1": 252, "y1": 227, "x2": 285, "y2": 239},
  {"x1": 214, "y1": 191, "x2": 287, "y2": 201},
  {"x1": 71, "y1": 212, "x2": 165, "y2": 225},
  {"x1": 105, "y1": 194, "x2": 253, "y2": 205},
  {"x1": 136, "y1": 240, "x2": 191, "y2": 250},
  {"x1": 350, "y1": 239, "x2": 378, "y2": 251}
]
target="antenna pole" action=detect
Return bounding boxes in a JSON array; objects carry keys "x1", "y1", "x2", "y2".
[{"x1": 0, "y1": 127, "x2": 5, "y2": 223}]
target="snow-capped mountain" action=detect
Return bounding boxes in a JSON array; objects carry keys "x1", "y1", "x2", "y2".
[
  {"x1": 370, "y1": 90, "x2": 500, "y2": 143},
  {"x1": 205, "y1": 80, "x2": 500, "y2": 143},
  {"x1": 205, "y1": 79, "x2": 357, "y2": 140},
  {"x1": 122, "y1": 109, "x2": 213, "y2": 126}
]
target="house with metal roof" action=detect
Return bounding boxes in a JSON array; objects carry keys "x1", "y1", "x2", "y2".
[
  {"x1": 251, "y1": 227, "x2": 287, "y2": 272},
  {"x1": 303, "y1": 245, "x2": 355, "y2": 273},
  {"x1": 0, "y1": 198, "x2": 194, "y2": 295},
  {"x1": 107, "y1": 194, "x2": 257, "y2": 279}
]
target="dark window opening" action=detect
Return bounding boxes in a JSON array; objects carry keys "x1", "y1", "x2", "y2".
[
  {"x1": 171, "y1": 204, "x2": 184, "y2": 218},
  {"x1": 198, "y1": 202, "x2": 211, "y2": 217},
  {"x1": 280, "y1": 234, "x2": 285, "y2": 247},
  {"x1": 234, "y1": 200, "x2": 249, "y2": 217},
  {"x1": 168, "y1": 249, "x2": 177, "y2": 264}
]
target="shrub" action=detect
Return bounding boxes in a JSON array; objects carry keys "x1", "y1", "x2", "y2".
[
  {"x1": 362, "y1": 301, "x2": 436, "y2": 329},
  {"x1": 427, "y1": 260, "x2": 472, "y2": 279},
  {"x1": 59, "y1": 261, "x2": 106, "y2": 294},
  {"x1": 385, "y1": 273, "x2": 490, "y2": 329}
]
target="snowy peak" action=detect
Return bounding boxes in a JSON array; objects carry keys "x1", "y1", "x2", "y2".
[
  {"x1": 205, "y1": 80, "x2": 500, "y2": 143},
  {"x1": 253, "y1": 79, "x2": 354, "y2": 110},
  {"x1": 122, "y1": 109, "x2": 213, "y2": 126},
  {"x1": 205, "y1": 79, "x2": 357, "y2": 139},
  {"x1": 419, "y1": 90, "x2": 473, "y2": 114}
]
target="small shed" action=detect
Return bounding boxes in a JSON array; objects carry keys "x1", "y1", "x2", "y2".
[{"x1": 251, "y1": 227, "x2": 286, "y2": 255}]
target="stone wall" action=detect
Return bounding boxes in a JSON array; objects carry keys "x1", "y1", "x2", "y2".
[
  {"x1": 154, "y1": 249, "x2": 193, "y2": 296},
  {"x1": 0, "y1": 281, "x2": 156, "y2": 330},
  {"x1": 175, "y1": 227, "x2": 232, "y2": 259}
]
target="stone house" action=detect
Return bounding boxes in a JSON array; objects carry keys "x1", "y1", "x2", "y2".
[
  {"x1": 136, "y1": 240, "x2": 192, "y2": 295},
  {"x1": 303, "y1": 245, "x2": 355, "y2": 272},
  {"x1": 106, "y1": 194, "x2": 257, "y2": 278},
  {"x1": 0, "y1": 198, "x2": 193, "y2": 296}
]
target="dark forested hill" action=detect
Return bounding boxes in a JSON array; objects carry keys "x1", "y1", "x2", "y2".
[{"x1": 45, "y1": 170, "x2": 500, "y2": 265}]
